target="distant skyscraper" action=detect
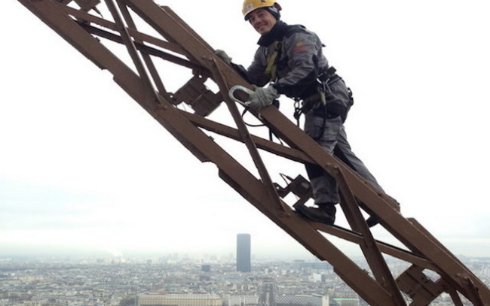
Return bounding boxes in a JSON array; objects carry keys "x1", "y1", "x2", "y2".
[
  {"x1": 201, "y1": 264, "x2": 211, "y2": 272},
  {"x1": 236, "y1": 233, "x2": 251, "y2": 272}
]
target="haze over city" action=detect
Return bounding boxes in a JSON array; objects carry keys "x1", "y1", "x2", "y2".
[{"x1": 1, "y1": 0, "x2": 490, "y2": 261}]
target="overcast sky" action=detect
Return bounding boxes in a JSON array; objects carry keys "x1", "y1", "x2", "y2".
[{"x1": 1, "y1": 0, "x2": 490, "y2": 260}]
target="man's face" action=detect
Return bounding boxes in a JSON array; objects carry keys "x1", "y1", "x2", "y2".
[{"x1": 248, "y1": 8, "x2": 277, "y2": 35}]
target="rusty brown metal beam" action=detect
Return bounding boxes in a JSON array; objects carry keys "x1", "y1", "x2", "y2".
[
  {"x1": 335, "y1": 167, "x2": 406, "y2": 305},
  {"x1": 182, "y1": 110, "x2": 313, "y2": 163},
  {"x1": 315, "y1": 224, "x2": 438, "y2": 271},
  {"x1": 62, "y1": 5, "x2": 186, "y2": 55},
  {"x1": 79, "y1": 23, "x2": 200, "y2": 71},
  {"x1": 397, "y1": 265, "x2": 445, "y2": 305}
]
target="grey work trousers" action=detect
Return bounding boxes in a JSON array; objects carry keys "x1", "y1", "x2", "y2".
[{"x1": 303, "y1": 112, "x2": 383, "y2": 204}]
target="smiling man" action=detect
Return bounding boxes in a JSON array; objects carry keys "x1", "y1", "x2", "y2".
[
  {"x1": 245, "y1": 1, "x2": 280, "y2": 34},
  {"x1": 217, "y1": 0, "x2": 390, "y2": 226}
]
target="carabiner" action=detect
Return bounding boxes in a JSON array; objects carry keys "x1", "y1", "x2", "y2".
[{"x1": 228, "y1": 85, "x2": 254, "y2": 107}]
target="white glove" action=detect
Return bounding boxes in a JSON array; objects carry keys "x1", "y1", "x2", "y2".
[
  {"x1": 215, "y1": 49, "x2": 232, "y2": 65},
  {"x1": 246, "y1": 86, "x2": 279, "y2": 111}
]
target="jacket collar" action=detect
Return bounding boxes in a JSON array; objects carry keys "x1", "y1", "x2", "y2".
[{"x1": 257, "y1": 21, "x2": 289, "y2": 47}]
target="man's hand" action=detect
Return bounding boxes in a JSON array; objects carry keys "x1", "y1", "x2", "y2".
[
  {"x1": 215, "y1": 49, "x2": 232, "y2": 65},
  {"x1": 246, "y1": 86, "x2": 279, "y2": 111}
]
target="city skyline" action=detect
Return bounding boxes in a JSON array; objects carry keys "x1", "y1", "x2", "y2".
[
  {"x1": 1, "y1": 0, "x2": 490, "y2": 260},
  {"x1": 1, "y1": 254, "x2": 489, "y2": 305}
]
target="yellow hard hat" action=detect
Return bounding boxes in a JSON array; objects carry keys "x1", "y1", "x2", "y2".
[{"x1": 242, "y1": 0, "x2": 281, "y2": 20}]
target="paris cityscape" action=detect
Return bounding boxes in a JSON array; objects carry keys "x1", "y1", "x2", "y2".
[{"x1": 1, "y1": 234, "x2": 489, "y2": 306}]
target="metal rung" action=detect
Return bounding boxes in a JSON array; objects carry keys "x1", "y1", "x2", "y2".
[
  {"x1": 172, "y1": 75, "x2": 222, "y2": 117},
  {"x1": 397, "y1": 265, "x2": 445, "y2": 305}
]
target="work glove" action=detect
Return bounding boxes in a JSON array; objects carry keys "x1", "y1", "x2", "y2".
[
  {"x1": 246, "y1": 85, "x2": 280, "y2": 111},
  {"x1": 215, "y1": 49, "x2": 232, "y2": 65}
]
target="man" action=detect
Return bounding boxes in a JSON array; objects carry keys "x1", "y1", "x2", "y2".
[{"x1": 219, "y1": 0, "x2": 387, "y2": 226}]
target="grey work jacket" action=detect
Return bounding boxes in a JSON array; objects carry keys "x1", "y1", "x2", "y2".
[{"x1": 246, "y1": 21, "x2": 329, "y2": 100}]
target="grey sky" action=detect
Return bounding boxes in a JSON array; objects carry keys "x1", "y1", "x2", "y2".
[{"x1": 1, "y1": 0, "x2": 490, "y2": 259}]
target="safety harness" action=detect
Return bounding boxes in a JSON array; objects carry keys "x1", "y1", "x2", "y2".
[
  {"x1": 293, "y1": 66, "x2": 340, "y2": 122},
  {"x1": 265, "y1": 40, "x2": 282, "y2": 81},
  {"x1": 255, "y1": 23, "x2": 354, "y2": 141}
]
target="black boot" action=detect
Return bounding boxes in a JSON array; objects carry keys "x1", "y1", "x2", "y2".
[
  {"x1": 366, "y1": 215, "x2": 379, "y2": 227},
  {"x1": 296, "y1": 203, "x2": 336, "y2": 225}
]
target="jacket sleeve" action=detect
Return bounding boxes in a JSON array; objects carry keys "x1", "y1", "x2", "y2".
[{"x1": 273, "y1": 31, "x2": 323, "y2": 98}]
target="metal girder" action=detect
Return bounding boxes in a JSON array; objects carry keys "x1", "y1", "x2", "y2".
[{"x1": 16, "y1": 0, "x2": 490, "y2": 305}]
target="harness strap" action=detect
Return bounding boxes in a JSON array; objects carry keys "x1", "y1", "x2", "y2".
[
  {"x1": 294, "y1": 66, "x2": 340, "y2": 119},
  {"x1": 265, "y1": 41, "x2": 282, "y2": 81}
]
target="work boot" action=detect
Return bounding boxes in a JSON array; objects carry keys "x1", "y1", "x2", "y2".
[
  {"x1": 366, "y1": 215, "x2": 379, "y2": 228},
  {"x1": 296, "y1": 203, "x2": 336, "y2": 225}
]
